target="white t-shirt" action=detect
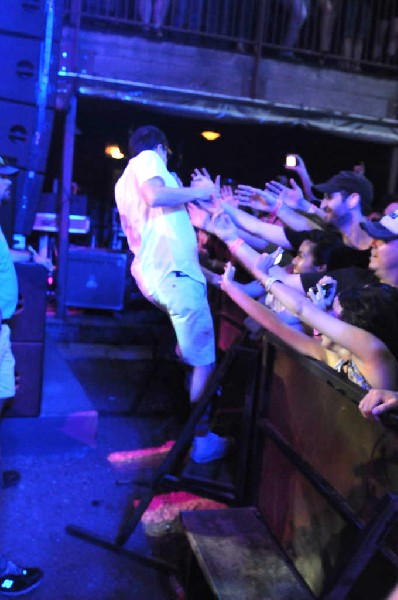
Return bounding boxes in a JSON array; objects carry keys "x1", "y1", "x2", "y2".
[
  {"x1": 0, "y1": 226, "x2": 18, "y2": 319},
  {"x1": 115, "y1": 150, "x2": 205, "y2": 297}
]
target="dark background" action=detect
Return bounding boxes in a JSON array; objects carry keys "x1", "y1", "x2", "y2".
[{"x1": 45, "y1": 96, "x2": 394, "y2": 221}]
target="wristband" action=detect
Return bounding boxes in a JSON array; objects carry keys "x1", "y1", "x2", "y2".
[
  {"x1": 264, "y1": 276, "x2": 282, "y2": 293},
  {"x1": 227, "y1": 238, "x2": 245, "y2": 254}
]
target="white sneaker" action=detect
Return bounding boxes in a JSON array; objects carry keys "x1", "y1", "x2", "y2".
[{"x1": 190, "y1": 432, "x2": 230, "y2": 464}]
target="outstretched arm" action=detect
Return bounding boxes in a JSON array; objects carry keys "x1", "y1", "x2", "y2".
[
  {"x1": 236, "y1": 182, "x2": 315, "y2": 231},
  {"x1": 265, "y1": 179, "x2": 326, "y2": 223},
  {"x1": 142, "y1": 175, "x2": 216, "y2": 208},
  {"x1": 221, "y1": 203, "x2": 293, "y2": 249},
  {"x1": 210, "y1": 212, "x2": 287, "y2": 283},
  {"x1": 284, "y1": 154, "x2": 316, "y2": 202},
  {"x1": 264, "y1": 278, "x2": 395, "y2": 375},
  {"x1": 221, "y1": 263, "x2": 326, "y2": 360}
]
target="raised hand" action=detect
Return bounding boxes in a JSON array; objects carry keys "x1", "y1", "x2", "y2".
[
  {"x1": 359, "y1": 389, "x2": 398, "y2": 420},
  {"x1": 210, "y1": 211, "x2": 238, "y2": 243},
  {"x1": 220, "y1": 184, "x2": 237, "y2": 206},
  {"x1": 190, "y1": 178, "x2": 217, "y2": 205},
  {"x1": 284, "y1": 154, "x2": 309, "y2": 179},
  {"x1": 187, "y1": 202, "x2": 212, "y2": 231},
  {"x1": 307, "y1": 276, "x2": 337, "y2": 310},
  {"x1": 191, "y1": 167, "x2": 212, "y2": 182},
  {"x1": 256, "y1": 246, "x2": 283, "y2": 274},
  {"x1": 235, "y1": 184, "x2": 277, "y2": 212},
  {"x1": 221, "y1": 261, "x2": 236, "y2": 289},
  {"x1": 265, "y1": 179, "x2": 305, "y2": 210},
  {"x1": 191, "y1": 169, "x2": 220, "y2": 208},
  {"x1": 256, "y1": 251, "x2": 278, "y2": 276}
]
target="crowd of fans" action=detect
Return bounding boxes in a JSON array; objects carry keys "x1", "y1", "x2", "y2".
[{"x1": 186, "y1": 155, "x2": 398, "y2": 419}]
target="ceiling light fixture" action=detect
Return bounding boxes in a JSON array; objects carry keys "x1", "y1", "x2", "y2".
[
  {"x1": 201, "y1": 130, "x2": 221, "y2": 141},
  {"x1": 105, "y1": 145, "x2": 125, "y2": 159}
]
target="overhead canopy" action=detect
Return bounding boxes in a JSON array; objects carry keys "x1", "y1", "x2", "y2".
[{"x1": 58, "y1": 71, "x2": 398, "y2": 145}]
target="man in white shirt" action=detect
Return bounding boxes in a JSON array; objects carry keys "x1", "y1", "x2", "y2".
[
  {"x1": 0, "y1": 157, "x2": 44, "y2": 594},
  {"x1": 115, "y1": 125, "x2": 228, "y2": 463},
  {"x1": 0, "y1": 159, "x2": 19, "y2": 485}
]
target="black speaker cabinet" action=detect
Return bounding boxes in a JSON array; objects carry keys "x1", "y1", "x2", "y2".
[
  {"x1": 0, "y1": 38, "x2": 60, "y2": 108},
  {"x1": 6, "y1": 341, "x2": 44, "y2": 417},
  {"x1": 0, "y1": 0, "x2": 62, "y2": 40},
  {"x1": 0, "y1": 101, "x2": 55, "y2": 172},
  {"x1": 66, "y1": 248, "x2": 128, "y2": 310},
  {"x1": 0, "y1": 0, "x2": 62, "y2": 235},
  {"x1": 11, "y1": 262, "x2": 48, "y2": 342}
]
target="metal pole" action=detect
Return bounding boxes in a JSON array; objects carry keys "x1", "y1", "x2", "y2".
[
  {"x1": 388, "y1": 145, "x2": 398, "y2": 194},
  {"x1": 56, "y1": 0, "x2": 81, "y2": 318},
  {"x1": 56, "y1": 94, "x2": 76, "y2": 318},
  {"x1": 250, "y1": 0, "x2": 267, "y2": 99}
]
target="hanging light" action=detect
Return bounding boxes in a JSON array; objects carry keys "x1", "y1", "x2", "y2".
[
  {"x1": 105, "y1": 145, "x2": 125, "y2": 159},
  {"x1": 201, "y1": 130, "x2": 221, "y2": 141}
]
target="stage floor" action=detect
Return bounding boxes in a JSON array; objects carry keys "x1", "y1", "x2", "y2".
[{"x1": 1, "y1": 306, "x2": 239, "y2": 599}]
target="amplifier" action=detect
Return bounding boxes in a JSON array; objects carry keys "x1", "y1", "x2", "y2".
[
  {"x1": 33, "y1": 212, "x2": 90, "y2": 234},
  {"x1": 12, "y1": 262, "x2": 48, "y2": 342},
  {"x1": 6, "y1": 341, "x2": 44, "y2": 417},
  {"x1": 66, "y1": 248, "x2": 128, "y2": 310}
]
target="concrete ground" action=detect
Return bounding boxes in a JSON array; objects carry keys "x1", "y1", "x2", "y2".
[{"x1": 0, "y1": 307, "x2": 203, "y2": 600}]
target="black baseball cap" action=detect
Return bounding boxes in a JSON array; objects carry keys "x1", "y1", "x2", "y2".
[
  {"x1": 313, "y1": 171, "x2": 373, "y2": 215},
  {"x1": 360, "y1": 209, "x2": 398, "y2": 242},
  {"x1": 0, "y1": 156, "x2": 19, "y2": 176}
]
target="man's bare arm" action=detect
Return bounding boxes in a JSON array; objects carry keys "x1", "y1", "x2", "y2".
[{"x1": 142, "y1": 176, "x2": 216, "y2": 208}]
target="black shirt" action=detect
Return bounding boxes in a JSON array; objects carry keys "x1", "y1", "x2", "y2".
[{"x1": 284, "y1": 227, "x2": 371, "y2": 270}]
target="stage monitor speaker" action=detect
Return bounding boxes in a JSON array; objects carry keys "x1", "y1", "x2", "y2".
[
  {"x1": 66, "y1": 249, "x2": 128, "y2": 311},
  {"x1": 0, "y1": 0, "x2": 62, "y2": 41},
  {"x1": 6, "y1": 341, "x2": 44, "y2": 417},
  {"x1": 11, "y1": 262, "x2": 48, "y2": 343}
]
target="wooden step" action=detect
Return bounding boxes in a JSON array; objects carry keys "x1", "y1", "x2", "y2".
[{"x1": 181, "y1": 507, "x2": 314, "y2": 600}]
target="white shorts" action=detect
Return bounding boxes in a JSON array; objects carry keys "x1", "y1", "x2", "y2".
[
  {"x1": 0, "y1": 324, "x2": 16, "y2": 401},
  {"x1": 149, "y1": 272, "x2": 215, "y2": 367}
]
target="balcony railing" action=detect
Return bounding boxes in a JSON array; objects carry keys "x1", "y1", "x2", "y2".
[{"x1": 63, "y1": 0, "x2": 398, "y2": 76}]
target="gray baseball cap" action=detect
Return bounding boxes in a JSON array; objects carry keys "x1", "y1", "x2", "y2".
[{"x1": 360, "y1": 210, "x2": 398, "y2": 242}]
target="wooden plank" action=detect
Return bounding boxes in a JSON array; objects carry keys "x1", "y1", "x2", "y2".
[{"x1": 181, "y1": 507, "x2": 313, "y2": 600}]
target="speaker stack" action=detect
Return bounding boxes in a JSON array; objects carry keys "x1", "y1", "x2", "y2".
[
  {"x1": 0, "y1": 0, "x2": 62, "y2": 235},
  {"x1": 5, "y1": 263, "x2": 48, "y2": 417}
]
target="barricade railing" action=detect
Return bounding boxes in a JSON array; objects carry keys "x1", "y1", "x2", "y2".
[{"x1": 252, "y1": 331, "x2": 398, "y2": 598}]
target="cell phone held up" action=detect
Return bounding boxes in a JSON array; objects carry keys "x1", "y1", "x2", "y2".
[
  {"x1": 272, "y1": 247, "x2": 284, "y2": 266},
  {"x1": 285, "y1": 155, "x2": 297, "y2": 168},
  {"x1": 308, "y1": 283, "x2": 333, "y2": 297}
]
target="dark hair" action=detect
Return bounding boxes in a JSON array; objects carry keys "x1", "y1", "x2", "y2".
[
  {"x1": 372, "y1": 193, "x2": 398, "y2": 215},
  {"x1": 302, "y1": 229, "x2": 345, "y2": 271},
  {"x1": 128, "y1": 125, "x2": 169, "y2": 157},
  {"x1": 338, "y1": 285, "x2": 398, "y2": 362}
]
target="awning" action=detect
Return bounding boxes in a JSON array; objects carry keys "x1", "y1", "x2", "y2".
[{"x1": 58, "y1": 71, "x2": 398, "y2": 145}]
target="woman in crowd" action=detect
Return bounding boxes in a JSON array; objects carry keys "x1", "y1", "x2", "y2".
[{"x1": 220, "y1": 261, "x2": 398, "y2": 391}]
